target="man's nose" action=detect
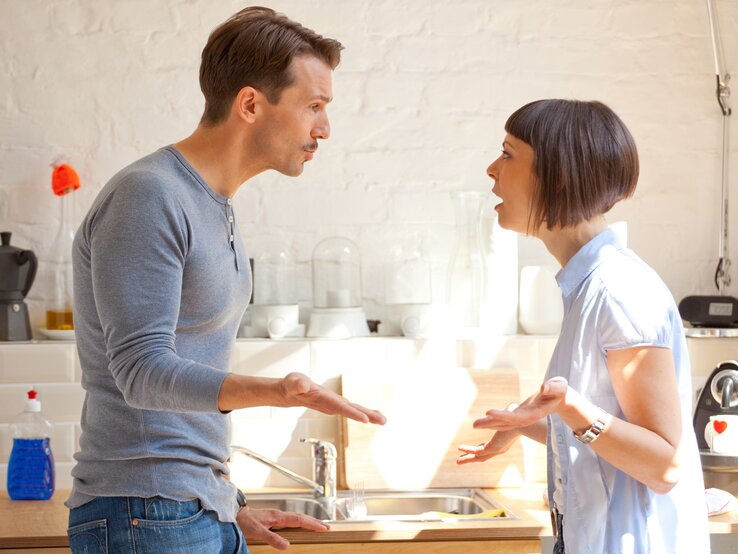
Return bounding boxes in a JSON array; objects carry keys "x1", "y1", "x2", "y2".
[{"x1": 312, "y1": 115, "x2": 330, "y2": 140}]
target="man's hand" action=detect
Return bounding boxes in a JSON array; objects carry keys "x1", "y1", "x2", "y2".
[
  {"x1": 473, "y1": 377, "x2": 568, "y2": 431},
  {"x1": 218, "y1": 372, "x2": 386, "y2": 425},
  {"x1": 278, "y1": 372, "x2": 386, "y2": 425},
  {"x1": 236, "y1": 507, "x2": 329, "y2": 550}
]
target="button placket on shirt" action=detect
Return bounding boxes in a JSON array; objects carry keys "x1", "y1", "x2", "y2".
[{"x1": 225, "y1": 199, "x2": 239, "y2": 271}]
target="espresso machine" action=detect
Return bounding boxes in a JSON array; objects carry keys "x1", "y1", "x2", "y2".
[
  {"x1": 694, "y1": 360, "x2": 738, "y2": 493},
  {"x1": 0, "y1": 232, "x2": 37, "y2": 341}
]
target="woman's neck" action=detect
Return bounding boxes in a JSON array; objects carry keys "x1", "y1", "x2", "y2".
[{"x1": 538, "y1": 216, "x2": 609, "y2": 267}]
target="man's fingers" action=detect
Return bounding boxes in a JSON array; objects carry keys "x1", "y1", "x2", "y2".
[
  {"x1": 349, "y1": 402, "x2": 386, "y2": 425},
  {"x1": 298, "y1": 387, "x2": 385, "y2": 425},
  {"x1": 274, "y1": 512, "x2": 330, "y2": 532},
  {"x1": 257, "y1": 527, "x2": 290, "y2": 550}
]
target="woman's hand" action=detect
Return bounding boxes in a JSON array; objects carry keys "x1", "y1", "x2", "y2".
[
  {"x1": 236, "y1": 507, "x2": 329, "y2": 550},
  {"x1": 457, "y1": 429, "x2": 520, "y2": 464},
  {"x1": 473, "y1": 377, "x2": 568, "y2": 431},
  {"x1": 279, "y1": 372, "x2": 387, "y2": 425}
]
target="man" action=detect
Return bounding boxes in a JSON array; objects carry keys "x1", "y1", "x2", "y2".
[{"x1": 66, "y1": 7, "x2": 385, "y2": 553}]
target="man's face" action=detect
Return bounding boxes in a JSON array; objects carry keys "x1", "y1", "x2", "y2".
[{"x1": 256, "y1": 55, "x2": 333, "y2": 177}]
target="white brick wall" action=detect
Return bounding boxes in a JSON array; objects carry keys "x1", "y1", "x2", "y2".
[{"x1": 1, "y1": 1, "x2": 737, "y2": 328}]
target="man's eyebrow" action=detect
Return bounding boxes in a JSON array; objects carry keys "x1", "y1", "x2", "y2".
[{"x1": 312, "y1": 94, "x2": 332, "y2": 103}]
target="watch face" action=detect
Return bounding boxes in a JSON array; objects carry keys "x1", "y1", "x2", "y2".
[
  {"x1": 574, "y1": 430, "x2": 595, "y2": 444},
  {"x1": 573, "y1": 413, "x2": 608, "y2": 444}
]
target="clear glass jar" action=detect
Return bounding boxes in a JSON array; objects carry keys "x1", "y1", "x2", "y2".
[
  {"x1": 312, "y1": 237, "x2": 362, "y2": 309},
  {"x1": 253, "y1": 241, "x2": 297, "y2": 306},
  {"x1": 46, "y1": 191, "x2": 75, "y2": 330},
  {"x1": 384, "y1": 239, "x2": 432, "y2": 306},
  {"x1": 446, "y1": 191, "x2": 487, "y2": 329}
]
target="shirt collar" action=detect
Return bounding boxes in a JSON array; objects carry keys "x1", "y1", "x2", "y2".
[{"x1": 555, "y1": 227, "x2": 625, "y2": 297}]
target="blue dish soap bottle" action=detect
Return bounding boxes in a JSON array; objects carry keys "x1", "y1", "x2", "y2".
[{"x1": 7, "y1": 389, "x2": 55, "y2": 500}]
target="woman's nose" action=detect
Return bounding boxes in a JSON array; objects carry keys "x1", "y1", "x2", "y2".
[{"x1": 487, "y1": 161, "x2": 498, "y2": 181}]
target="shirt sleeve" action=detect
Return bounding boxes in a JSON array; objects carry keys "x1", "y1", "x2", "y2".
[
  {"x1": 88, "y1": 174, "x2": 228, "y2": 412},
  {"x1": 597, "y1": 286, "x2": 674, "y2": 352}
]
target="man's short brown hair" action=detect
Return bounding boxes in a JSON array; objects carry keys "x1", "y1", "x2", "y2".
[
  {"x1": 199, "y1": 6, "x2": 343, "y2": 125},
  {"x1": 505, "y1": 99, "x2": 639, "y2": 231}
]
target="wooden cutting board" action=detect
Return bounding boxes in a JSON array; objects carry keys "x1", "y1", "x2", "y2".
[{"x1": 341, "y1": 366, "x2": 524, "y2": 490}]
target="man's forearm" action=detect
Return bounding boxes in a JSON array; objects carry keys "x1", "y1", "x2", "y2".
[{"x1": 218, "y1": 373, "x2": 285, "y2": 412}]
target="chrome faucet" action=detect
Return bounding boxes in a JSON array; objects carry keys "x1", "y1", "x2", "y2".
[{"x1": 230, "y1": 438, "x2": 338, "y2": 518}]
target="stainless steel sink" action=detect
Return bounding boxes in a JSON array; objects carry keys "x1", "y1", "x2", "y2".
[
  {"x1": 245, "y1": 494, "x2": 332, "y2": 520},
  {"x1": 243, "y1": 488, "x2": 513, "y2": 522}
]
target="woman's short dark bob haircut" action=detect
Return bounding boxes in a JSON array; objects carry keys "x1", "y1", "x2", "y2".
[{"x1": 505, "y1": 99, "x2": 639, "y2": 231}]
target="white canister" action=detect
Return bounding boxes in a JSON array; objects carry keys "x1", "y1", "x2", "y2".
[{"x1": 518, "y1": 265, "x2": 563, "y2": 335}]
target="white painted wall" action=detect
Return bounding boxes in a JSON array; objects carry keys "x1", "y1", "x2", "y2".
[{"x1": 1, "y1": 0, "x2": 737, "y2": 327}]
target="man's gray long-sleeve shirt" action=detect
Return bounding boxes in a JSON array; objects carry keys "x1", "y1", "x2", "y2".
[{"x1": 66, "y1": 146, "x2": 251, "y2": 522}]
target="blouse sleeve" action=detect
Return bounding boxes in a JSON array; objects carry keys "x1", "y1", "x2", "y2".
[{"x1": 597, "y1": 286, "x2": 675, "y2": 352}]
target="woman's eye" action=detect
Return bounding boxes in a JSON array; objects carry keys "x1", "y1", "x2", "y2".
[{"x1": 501, "y1": 149, "x2": 511, "y2": 159}]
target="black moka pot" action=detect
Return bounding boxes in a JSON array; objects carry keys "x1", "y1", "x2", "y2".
[{"x1": 0, "y1": 232, "x2": 38, "y2": 340}]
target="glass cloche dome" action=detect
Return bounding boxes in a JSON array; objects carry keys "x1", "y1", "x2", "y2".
[{"x1": 311, "y1": 237, "x2": 362, "y2": 309}]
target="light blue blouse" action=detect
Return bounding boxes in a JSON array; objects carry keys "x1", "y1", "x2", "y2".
[{"x1": 546, "y1": 228, "x2": 710, "y2": 553}]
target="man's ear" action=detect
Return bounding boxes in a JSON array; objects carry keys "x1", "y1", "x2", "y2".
[{"x1": 234, "y1": 86, "x2": 259, "y2": 123}]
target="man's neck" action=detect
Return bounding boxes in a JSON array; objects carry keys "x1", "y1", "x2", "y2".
[{"x1": 174, "y1": 122, "x2": 262, "y2": 198}]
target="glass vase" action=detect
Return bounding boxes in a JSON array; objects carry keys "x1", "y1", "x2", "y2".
[{"x1": 446, "y1": 191, "x2": 487, "y2": 330}]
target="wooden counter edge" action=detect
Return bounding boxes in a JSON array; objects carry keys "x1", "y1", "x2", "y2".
[{"x1": 2, "y1": 488, "x2": 737, "y2": 549}]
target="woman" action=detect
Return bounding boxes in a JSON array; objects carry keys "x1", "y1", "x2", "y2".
[{"x1": 458, "y1": 99, "x2": 709, "y2": 553}]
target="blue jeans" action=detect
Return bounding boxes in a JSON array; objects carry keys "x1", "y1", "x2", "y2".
[{"x1": 67, "y1": 496, "x2": 248, "y2": 554}]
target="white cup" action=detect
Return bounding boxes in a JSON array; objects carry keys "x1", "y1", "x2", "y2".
[
  {"x1": 381, "y1": 303, "x2": 432, "y2": 337},
  {"x1": 704, "y1": 414, "x2": 738, "y2": 455},
  {"x1": 245, "y1": 304, "x2": 302, "y2": 339},
  {"x1": 518, "y1": 266, "x2": 563, "y2": 335}
]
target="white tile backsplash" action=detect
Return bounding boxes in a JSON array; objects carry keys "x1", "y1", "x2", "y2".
[
  {"x1": 231, "y1": 340, "x2": 311, "y2": 377},
  {"x1": 0, "y1": 335, "x2": 730, "y2": 491},
  {"x1": 0, "y1": 342, "x2": 77, "y2": 384},
  {"x1": 33, "y1": 383, "x2": 86, "y2": 422}
]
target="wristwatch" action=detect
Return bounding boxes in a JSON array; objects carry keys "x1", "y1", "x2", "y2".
[
  {"x1": 573, "y1": 409, "x2": 611, "y2": 444},
  {"x1": 236, "y1": 489, "x2": 248, "y2": 509}
]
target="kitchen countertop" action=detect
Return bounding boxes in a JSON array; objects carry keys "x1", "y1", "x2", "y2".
[{"x1": 2, "y1": 486, "x2": 738, "y2": 549}]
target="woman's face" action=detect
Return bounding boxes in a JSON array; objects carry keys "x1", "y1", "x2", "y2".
[{"x1": 486, "y1": 134, "x2": 537, "y2": 235}]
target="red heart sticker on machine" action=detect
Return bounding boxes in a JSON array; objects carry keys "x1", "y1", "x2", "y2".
[{"x1": 713, "y1": 420, "x2": 729, "y2": 434}]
